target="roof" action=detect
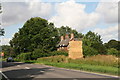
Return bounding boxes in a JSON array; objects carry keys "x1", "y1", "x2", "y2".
[
  {"x1": 57, "y1": 38, "x2": 82, "y2": 47},
  {"x1": 57, "y1": 38, "x2": 70, "y2": 47}
]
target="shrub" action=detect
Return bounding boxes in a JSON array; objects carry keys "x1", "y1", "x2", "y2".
[
  {"x1": 107, "y1": 48, "x2": 118, "y2": 56},
  {"x1": 17, "y1": 52, "x2": 32, "y2": 61},
  {"x1": 49, "y1": 51, "x2": 68, "y2": 56},
  {"x1": 31, "y1": 49, "x2": 48, "y2": 60},
  {"x1": 83, "y1": 45, "x2": 98, "y2": 57},
  {"x1": 37, "y1": 55, "x2": 67, "y2": 63}
]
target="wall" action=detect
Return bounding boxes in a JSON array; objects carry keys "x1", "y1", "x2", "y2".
[{"x1": 68, "y1": 41, "x2": 83, "y2": 59}]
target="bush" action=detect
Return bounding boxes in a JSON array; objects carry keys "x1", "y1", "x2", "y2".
[
  {"x1": 17, "y1": 52, "x2": 32, "y2": 61},
  {"x1": 83, "y1": 45, "x2": 98, "y2": 57},
  {"x1": 68, "y1": 55, "x2": 119, "y2": 68},
  {"x1": 49, "y1": 51, "x2": 68, "y2": 56},
  {"x1": 107, "y1": 48, "x2": 118, "y2": 56},
  {"x1": 37, "y1": 55, "x2": 67, "y2": 63},
  {"x1": 31, "y1": 49, "x2": 48, "y2": 60}
]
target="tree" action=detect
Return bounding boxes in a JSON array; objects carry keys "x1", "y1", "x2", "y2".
[
  {"x1": 57, "y1": 26, "x2": 83, "y2": 38},
  {"x1": 0, "y1": 28, "x2": 5, "y2": 36},
  {"x1": 104, "y1": 39, "x2": 120, "y2": 51},
  {"x1": 1, "y1": 45, "x2": 15, "y2": 57},
  {"x1": 107, "y1": 48, "x2": 118, "y2": 56},
  {"x1": 10, "y1": 17, "x2": 59, "y2": 55},
  {"x1": 83, "y1": 31, "x2": 106, "y2": 55},
  {"x1": 0, "y1": 3, "x2": 2, "y2": 13}
]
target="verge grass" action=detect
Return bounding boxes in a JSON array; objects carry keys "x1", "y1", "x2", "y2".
[
  {"x1": 36, "y1": 55, "x2": 119, "y2": 76},
  {"x1": 16, "y1": 55, "x2": 119, "y2": 76}
]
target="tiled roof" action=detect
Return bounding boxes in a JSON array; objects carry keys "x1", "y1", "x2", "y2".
[{"x1": 57, "y1": 38, "x2": 82, "y2": 47}]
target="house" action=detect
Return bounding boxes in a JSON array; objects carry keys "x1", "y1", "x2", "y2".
[{"x1": 57, "y1": 33, "x2": 83, "y2": 59}]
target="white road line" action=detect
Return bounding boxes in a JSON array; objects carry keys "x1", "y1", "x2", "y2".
[
  {"x1": 17, "y1": 65, "x2": 20, "y2": 67},
  {"x1": 25, "y1": 67, "x2": 30, "y2": 69},
  {"x1": 73, "y1": 79, "x2": 78, "y2": 80},
  {"x1": 40, "y1": 70, "x2": 44, "y2": 72},
  {"x1": 49, "y1": 69, "x2": 54, "y2": 71},
  {"x1": 0, "y1": 71, "x2": 9, "y2": 80}
]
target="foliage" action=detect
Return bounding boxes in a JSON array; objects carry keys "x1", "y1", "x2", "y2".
[
  {"x1": 104, "y1": 39, "x2": 120, "y2": 51},
  {"x1": 1, "y1": 45, "x2": 15, "y2": 58},
  {"x1": 37, "y1": 55, "x2": 67, "y2": 63},
  {"x1": 57, "y1": 26, "x2": 83, "y2": 38},
  {"x1": 49, "y1": 51, "x2": 68, "y2": 56},
  {"x1": 0, "y1": 28, "x2": 5, "y2": 36},
  {"x1": 31, "y1": 49, "x2": 49, "y2": 60},
  {"x1": 83, "y1": 31, "x2": 106, "y2": 55},
  {"x1": 107, "y1": 48, "x2": 118, "y2": 56},
  {"x1": 10, "y1": 17, "x2": 59, "y2": 56},
  {"x1": 17, "y1": 52, "x2": 32, "y2": 61},
  {"x1": 83, "y1": 45, "x2": 98, "y2": 56}
]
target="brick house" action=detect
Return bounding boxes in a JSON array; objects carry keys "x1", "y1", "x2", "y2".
[{"x1": 57, "y1": 33, "x2": 83, "y2": 59}]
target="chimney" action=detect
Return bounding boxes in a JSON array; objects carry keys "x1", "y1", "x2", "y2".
[
  {"x1": 71, "y1": 33, "x2": 74, "y2": 39},
  {"x1": 61, "y1": 36, "x2": 64, "y2": 41},
  {"x1": 65, "y1": 34, "x2": 69, "y2": 39}
]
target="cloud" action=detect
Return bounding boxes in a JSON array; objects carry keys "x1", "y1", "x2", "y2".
[
  {"x1": 49, "y1": 0, "x2": 100, "y2": 32},
  {"x1": 2, "y1": 1, "x2": 53, "y2": 27},
  {"x1": 93, "y1": 25, "x2": 118, "y2": 42},
  {"x1": 1, "y1": 38, "x2": 11, "y2": 45},
  {"x1": 96, "y1": 2, "x2": 118, "y2": 23}
]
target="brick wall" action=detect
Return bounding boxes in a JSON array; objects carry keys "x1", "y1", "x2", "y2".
[{"x1": 68, "y1": 41, "x2": 83, "y2": 59}]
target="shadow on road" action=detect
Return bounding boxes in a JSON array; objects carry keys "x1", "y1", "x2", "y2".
[
  {"x1": 3, "y1": 67, "x2": 52, "y2": 80},
  {"x1": 1, "y1": 61, "x2": 28, "y2": 68}
]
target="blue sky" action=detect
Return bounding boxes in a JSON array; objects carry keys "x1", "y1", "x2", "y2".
[{"x1": 2, "y1": 0, "x2": 118, "y2": 45}]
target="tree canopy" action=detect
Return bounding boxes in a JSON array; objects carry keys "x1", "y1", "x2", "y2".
[
  {"x1": 10, "y1": 17, "x2": 59, "y2": 55},
  {"x1": 83, "y1": 31, "x2": 106, "y2": 55},
  {"x1": 104, "y1": 39, "x2": 120, "y2": 51},
  {"x1": 57, "y1": 26, "x2": 83, "y2": 38}
]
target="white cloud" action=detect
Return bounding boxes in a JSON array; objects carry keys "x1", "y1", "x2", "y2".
[
  {"x1": 96, "y1": 2, "x2": 118, "y2": 23},
  {"x1": 93, "y1": 25, "x2": 118, "y2": 43},
  {"x1": 1, "y1": 38, "x2": 11, "y2": 45},
  {"x1": 2, "y1": 1, "x2": 53, "y2": 27},
  {"x1": 49, "y1": 0, "x2": 100, "y2": 32}
]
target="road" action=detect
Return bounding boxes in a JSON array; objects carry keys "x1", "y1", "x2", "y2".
[{"x1": 0, "y1": 61, "x2": 119, "y2": 80}]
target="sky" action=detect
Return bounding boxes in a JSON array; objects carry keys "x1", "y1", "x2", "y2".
[{"x1": 1, "y1": 0, "x2": 119, "y2": 45}]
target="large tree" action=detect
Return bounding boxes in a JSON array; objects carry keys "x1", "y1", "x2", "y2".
[
  {"x1": 10, "y1": 17, "x2": 59, "y2": 55},
  {"x1": 83, "y1": 31, "x2": 106, "y2": 55}
]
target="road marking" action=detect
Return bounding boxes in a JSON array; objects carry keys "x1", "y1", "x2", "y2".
[
  {"x1": 49, "y1": 69, "x2": 54, "y2": 71},
  {"x1": 40, "y1": 70, "x2": 44, "y2": 72},
  {"x1": 17, "y1": 65, "x2": 20, "y2": 67},
  {"x1": 25, "y1": 67, "x2": 30, "y2": 69},
  {"x1": 73, "y1": 79, "x2": 78, "y2": 80},
  {"x1": 30, "y1": 75, "x2": 34, "y2": 77},
  {"x1": 0, "y1": 71, "x2": 9, "y2": 80}
]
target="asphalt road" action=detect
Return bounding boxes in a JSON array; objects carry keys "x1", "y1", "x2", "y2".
[{"x1": 0, "y1": 61, "x2": 119, "y2": 80}]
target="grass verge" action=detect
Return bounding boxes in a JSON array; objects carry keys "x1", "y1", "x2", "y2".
[{"x1": 23, "y1": 60, "x2": 119, "y2": 76}]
